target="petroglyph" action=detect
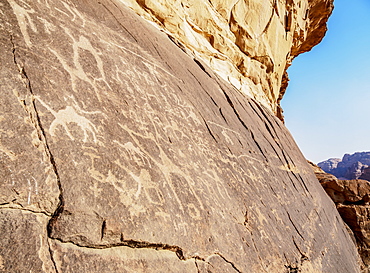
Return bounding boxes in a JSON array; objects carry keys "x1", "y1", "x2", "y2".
[
  {"x1": 105, "y1": 40, "x2": 177, "y2": 80},
  {"x1": 83, "y1": 149, "x2": 102, "y2": 180},
  {"x1": 207, "y1": 121, "x2": 241, "y2": 136},
  {"x1": 202, "y1": 169, "x2": 232, "y2": 201},
  {"x1": 221, "y1": 130, "x2": 234, "y2": 145},
  {"x1": 49, "y1": 27, "x2": 111, "y2": 101},
  {"x1": 113, "y1": 140, "x2": 152, "y2": 168},
  {"x1": 36, "y1": 96, "x2": 103, "y2": 143},
  {"x1": 8, "y1": 0, "x2": 37, "y2": 47},
  {"x1": 2, "y1": 0, "x2": 362, "y2": 272},
  {"x1": 0, "y1": 142, "x2": 16, "y2": 160},
  {"x1": 116, "y1": 122, "x2": 205, "y2": 217},
  {"x1": 279, "y1": 165, "x2": 300, "y2": 174},
  {"x1": 36, "y1": 16, "x2": 56, "y2": 34},
  {"x1": 85, "y1": 152, "x2": 131, "y2": 199},
  {"x1": 83, "y1": 147, "x2": 147, "y2": 217},
  {"x1": 61, "y1": 1, "x2": 86, "y2": 27},
  {"x1": 114, "y1": 87, "x2": 238, "y2": 215},
  {"x1": 129, "y1": 169, "x2": 165, "y2": 205},
  {"x1": 54, "y1": 7, "x2": 70, "y2": 18}
]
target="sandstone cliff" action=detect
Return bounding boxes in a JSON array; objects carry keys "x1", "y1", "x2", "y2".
[
  {"x1": 121, "y1": 0, "x2": 334, "y2": 119},
  {"x1": 0, "y1": 0, "x2": 362, "y2": 272}
]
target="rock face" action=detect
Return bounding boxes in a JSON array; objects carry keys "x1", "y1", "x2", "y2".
[
  {"x1": 318, "y1": 152, "x2": 370, "y2": 180},
  {"x1": 322, "y1": 179, "x2": 370, "y2": 271},
  {"x1": 311, "y1": 162, "x2": 370, "y2": 271},
  {"x1": 317, "y1": 157, "x2": 341, "y2": 173},
  {"x1": 121, "y1": 0, "x2": 333, "y2": 118},
  {"x1": 360, "y1": 167, "x2": 370, "y2": 181},
  {"x1": 308, "y1": 160, "x2": 338, "y2": 183},
  {"x1": 0, "y1": 0, "x2": 362, "y2": 272}
]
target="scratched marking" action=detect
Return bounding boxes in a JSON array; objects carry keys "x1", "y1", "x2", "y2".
[
  {"x1": 49, "y1": 27, "x2": 111, "y2": 101},
  {"x1": 113, "y1": 141, "x2": 152, "y2": 168},
  {"x1": 8, "y1": 0, "x2": 37, "y2": 47},
  {"x1": 36, "y1": 96, "x2": 103, "y2": 143},
  {"x1": 116, "y1": 123, "x2": 205, "y2": 215},
  {"x1": 4, "y1": 0, "x2": 258, "y2": 225},
  {"x1": 27, "y1": 177, "x2": 32, "y2": 204},
  {"x1": 0, "y1": 141, "x2": 16, "y2": 160},
  {"x1": 61, "y1": 1, "x2": 86, "y2": 27},
  {"x1": 36, "y1": 16, "x2": 56, "y2": 34},
  {"x1": 23, "y1": 173, "x2": 38, "y2": 205}
]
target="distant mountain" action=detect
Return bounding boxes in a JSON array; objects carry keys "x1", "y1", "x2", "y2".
[{"x1": 318, "y1": 152, "x2": 370, "y2": 180}]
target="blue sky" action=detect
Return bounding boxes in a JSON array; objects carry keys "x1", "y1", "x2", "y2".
[{"x1": 281, "y1": 0, "x2": 370, "y2": 163}]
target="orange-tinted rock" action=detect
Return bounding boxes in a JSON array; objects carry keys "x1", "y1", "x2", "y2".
[
  {"x1": 338, "y1": 205, "x2": 370, "y2": 270},
  {"x1": 321, "y1": 179, "x2": 370, "y2": 205},
  {"x1": 308, "y1": 160, "x2": 338, "y2": 184},
  {"x1": 311, "y1": 162, "x2": 370, "y2": 271}
]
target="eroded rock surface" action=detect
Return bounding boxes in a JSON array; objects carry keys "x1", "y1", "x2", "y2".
[
  {"x1": 360, "y1": 167, "x2": 370, "y2": 181},
  {"x1": 311, "y1": 162, "x2": 370, "y2": 271},
  {"x1": 121, "y1": 0, "x2": 333, "y2": 117},
  {"x1": 0, "y1": 0, "x2": 361, "y2": 272}
]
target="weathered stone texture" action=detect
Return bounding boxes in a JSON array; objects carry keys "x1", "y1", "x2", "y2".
[
  {"x1": 360, "y1": 167, "x2": 370, "y2": 181},
  {"x1": 0, "y1": 8, "x2": 60, "y2": 214},
  {"x1": 120, "y1": 0, "x2": 333, "y2": 117},
  {"x1": 0, "y1": 210, "x2": 55, "y2": 273},
  {"x1": 0, "y1": 0, "x2": 361, "y2": 272},
  {"x1": 323, "y1": 179, "x2": 370, "y2": 272},
  {"x1": 312, "y1": 162, "x2": 370, "y2": 272}
]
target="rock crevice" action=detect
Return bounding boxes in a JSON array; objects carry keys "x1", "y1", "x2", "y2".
[{"x1": 11, "y1": 33, "x2": 66, "y2": 238}]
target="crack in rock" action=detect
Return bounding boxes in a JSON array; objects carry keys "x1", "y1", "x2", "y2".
[
  {"x1": 50, "y1": 237, "x2": 186, "y2": 260},
  {"x1": 10, "y1": 34, "x2": 65, "y2": 246},
  {"x1": 47, "y1": 239, "x2": 60, "y2": 273},
  {"x1": 286, "y1": 211, "x2": 304, "y2": 240},
  {"x1": 214, "y1": 252, "x2": 242, "y2": 273},
  {"x1": 220, "y1": 87, "x2": 268, "y2": 161},
  {"x1": 0, "y1": 206, "x2": 51, "y2": 217},
  {"x1": 98, "y1": 0, "x2": 138, "y2": 43},
  {"x1": 50, "y1": 235, "x2": 242, "y2": 272}
]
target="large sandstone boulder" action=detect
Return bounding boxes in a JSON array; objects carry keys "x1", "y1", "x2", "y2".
[{"x1": 0, "y1": 0, "x2": 361, "y2": 272}]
